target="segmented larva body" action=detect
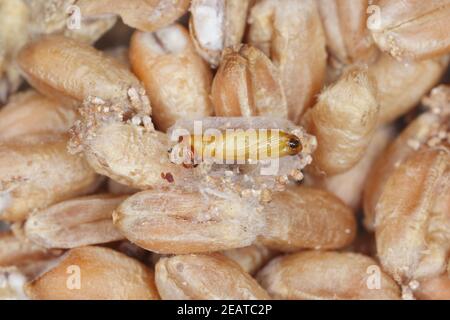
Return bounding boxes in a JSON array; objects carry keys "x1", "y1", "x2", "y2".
[{"x1": 180, "y1": 129, "x2": 303, "y2": 163}]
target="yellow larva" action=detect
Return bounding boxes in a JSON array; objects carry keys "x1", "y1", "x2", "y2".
[{"x1": 181, "y1": 129, "x2": 302, "y2": 164}]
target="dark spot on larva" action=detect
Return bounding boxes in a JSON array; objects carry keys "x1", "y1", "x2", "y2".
[
  {"x1": 286, "y1": 135, "x2": 302, "y2": 155},
  {"x1": 288, "y1": 137, "x2": 300, "y2": 149}
]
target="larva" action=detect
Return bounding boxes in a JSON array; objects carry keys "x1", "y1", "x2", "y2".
[{"x1": 171, "y1": 129, "x2": 303, "y2": 165}]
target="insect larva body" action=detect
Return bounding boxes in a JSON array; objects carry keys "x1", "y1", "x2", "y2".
[{"x1": 184, "y1": 129, "x2": 302, "y2": 163}]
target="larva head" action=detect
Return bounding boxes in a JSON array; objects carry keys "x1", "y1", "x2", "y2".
[{"x1": 285, "y1": 134, "x2": 302, "y2": 156}]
